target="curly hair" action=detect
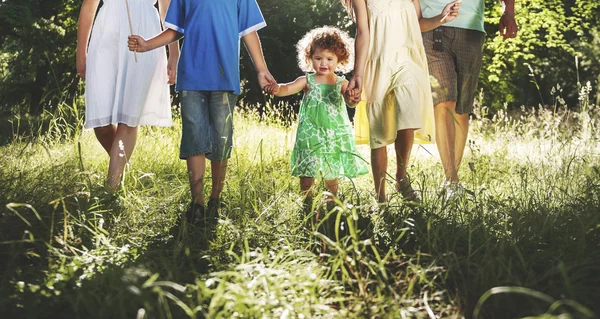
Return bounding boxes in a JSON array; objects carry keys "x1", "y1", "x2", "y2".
[{"x1": 296, "y1": 26, "x2": 354, "y2": 74}]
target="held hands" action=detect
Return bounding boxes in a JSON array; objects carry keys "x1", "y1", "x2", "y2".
[
  {"x1": 440, "y1": 0, "x2": 461, "y2": 24},
  {"x1": 258, "y1": 70, "x2": 277, "y2": 91},
  {"x1": 263, "y1": 83, "x2": 280, "y2": 95},
  {"x1": 345, "y1": 75, "x2": 362, "y2": 103},
  {"x1": 499, "y1": 13, "x2": 518, "y2": 40},
  {"x1": 128, "y1": 35, "x2": 150, "y2": 53}
]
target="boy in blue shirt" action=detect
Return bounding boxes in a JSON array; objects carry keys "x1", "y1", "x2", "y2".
[{"x1": 128, "y1": 0, "x2": 276, "y2": 225}]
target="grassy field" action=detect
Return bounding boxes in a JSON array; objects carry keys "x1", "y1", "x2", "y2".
[{"x1": 1, "y1": 102, "x2": 599, "y2": 319}]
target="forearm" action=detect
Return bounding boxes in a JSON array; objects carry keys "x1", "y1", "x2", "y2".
[
  {"x1": 419, "y1": 16, "x2": 445, "y2": 32},
  {"x1": 146, "y1": 29, "x2": 182, "y2": 51},
  {"x1": 353, "y1": 30, "x2": 369, "y2": 77},
  {"x1": 168, "y1": 42, "x2": 180, "y2": 59},
  {"x1": 242, "y1": 32, "x2": 269, "y2": 73},
  {"x1": 501, "y1": 0, "x2": 515, "y2": 16}
]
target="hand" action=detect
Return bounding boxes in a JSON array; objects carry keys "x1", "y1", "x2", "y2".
[
  {"x1": 257, "y1": 70, "x2": 277, "y2": 90},
  {"x1": 128, "y1": 35, "x2": 150, "y2": 53},
  {"x1": 499, "y1": 13, "x2": 518, "y2": 40},
  {"x1": 76, "y1": 51, "x2": 87, "y2": 80},
  {"x1": 263, "y1": 83, "x2": 280, "y2": 95},
  {"x1": 346, "y1": 75, "x2": 362, "y2": 103},
  {"x1": 440, "y1": 0, "x2": 461, "y2": 23},
  {"x1": 167, "y1": 56, "x2": 178, "y2": 85}
]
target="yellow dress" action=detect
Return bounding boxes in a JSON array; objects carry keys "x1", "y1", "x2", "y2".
[{"x1": 355, "y1": 0, "x2": 435, "y2": 148}]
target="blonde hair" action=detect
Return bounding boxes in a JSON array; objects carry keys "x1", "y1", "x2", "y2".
[{"x1": 296, "y1": 26, "x2": 354, "y2": 74}]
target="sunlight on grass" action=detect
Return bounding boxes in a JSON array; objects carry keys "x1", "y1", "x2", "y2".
[{"x1": 1, "y1": 96, "x2": 599, "y2": 318}]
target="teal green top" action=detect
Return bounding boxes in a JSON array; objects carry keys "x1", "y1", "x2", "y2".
[{"x1": 420, "y1": 0, "x2": 485, "y2": 33}]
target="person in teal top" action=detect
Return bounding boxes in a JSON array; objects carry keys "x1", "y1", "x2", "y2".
[
  {"x1": 264, "y1": 26, "x2": 368, "y2": 211},
  {"x1": 419, "y1": 0, "x2": 518, "y2": 199}
]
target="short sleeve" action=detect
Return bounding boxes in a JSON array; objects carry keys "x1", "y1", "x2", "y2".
[
  {"x1": 164, "y1": 0, "x2": 185, "y2": 34},
  {"x1": 238, "y1": 0, "x2": 266, "y2": 37}
]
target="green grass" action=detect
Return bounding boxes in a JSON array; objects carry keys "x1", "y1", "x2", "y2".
[{"x1": 1, "y1": 103, "x2": 599, "y2": 318}]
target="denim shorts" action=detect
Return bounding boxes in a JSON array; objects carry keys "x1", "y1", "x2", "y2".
[{"x1": 180, "y1": 91, "x2": 237, "y2": 161}]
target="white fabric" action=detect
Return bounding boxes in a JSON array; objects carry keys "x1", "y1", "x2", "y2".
[{"x1": 85, "y1": 0, "x2": 172, "y2": 129}]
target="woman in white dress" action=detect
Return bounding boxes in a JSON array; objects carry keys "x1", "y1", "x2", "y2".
[{"x1": 76, "y1": 0, "x2": 178, "y2": 190}]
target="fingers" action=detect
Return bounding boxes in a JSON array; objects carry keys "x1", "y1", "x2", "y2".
[
  {"x1": 500, "y1": 17, "x2": 518, "y2": 40},
  {"x1": 167, "y1": 69, "x2": 176, "y2": 85},
  {"x1": 263, "y1": 84, "x2": 279, "y2": 95},
  {"x1": 127, "y1": 35, "x2": 143, "y2": 52}
]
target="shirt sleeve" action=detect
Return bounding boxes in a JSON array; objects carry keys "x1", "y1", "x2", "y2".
[
  {"x1": 164, "y1": 0, "x2": 185, "y2": 34},
  {"x1": 238, "y1": 0, "x2": 267, "y2": 37}
]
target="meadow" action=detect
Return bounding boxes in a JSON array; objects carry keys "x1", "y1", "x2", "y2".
[{"x1": 1, "y1": 95, "x2": 599, "y2": 318}]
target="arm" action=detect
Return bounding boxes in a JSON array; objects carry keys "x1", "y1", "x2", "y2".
[
  {"x1": 158, "y1": 0, "x2": 180, "y2": 84},
  {"x1": 76, "y1": 0, "x2": 101, "y2": 80},
  {"x1": 341, "y1": 80, "x2": 358, "y2": 108},
  {"x1": 242, "y1": 31, "x2": 276, "y2": 89},
  {"x1": 346, "y1": 0, "x2": 369, "y2": 103},
  {"x1": 128, "y1": 29, "x2": 182, "y2": 53},
  {"x1": 499, "y1": 0, "x2": 518, "y2": 40},
  {"x1": 415, "y1": 0, "x2": 461, "y2": 32},
  {"x1": 264, "y1": 76, "x2": 307, "y2": 97}
]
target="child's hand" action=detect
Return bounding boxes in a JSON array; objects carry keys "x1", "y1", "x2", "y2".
[
  {"x1": 128, "y1": 35, "x2": 149, "y2": 53},
  {"x1": 263, "y1": 83, "x2": 280, "y2": 95},
  {"x1": 440, "y1": 0, "x2": 461, "y2": 23}
]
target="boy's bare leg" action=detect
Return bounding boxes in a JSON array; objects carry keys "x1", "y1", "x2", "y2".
[
  {"x1": 187, "y1": 154, "x2": 207, "y2": 205},
  {"x1": 94, "y1": 124, "x2": 117, "y2": 154},
  {"x1": 107, "y1": 124, "x2": 138, "y2": 191},
  {"x1": 210, "y1": 160, "x2": 228, "y2": 200},
  {"x1": 371, "y1": 146, "x2": 388, "y2": 203}
]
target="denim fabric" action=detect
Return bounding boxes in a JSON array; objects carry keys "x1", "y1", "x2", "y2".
[{"x1": 179, "y1": 91, "x2": 237, "y2": 161}]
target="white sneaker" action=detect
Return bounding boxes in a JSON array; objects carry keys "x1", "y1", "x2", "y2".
[{"x1": 441, "y1": 180, "x2": 466, "y2": 200}]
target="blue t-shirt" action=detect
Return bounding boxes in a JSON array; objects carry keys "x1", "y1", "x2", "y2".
[{"x1": 164, "y1": 0, "x2": 266, "y2": 93}]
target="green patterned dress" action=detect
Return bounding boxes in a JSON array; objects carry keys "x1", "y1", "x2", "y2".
[{"x1": 291, "y1": 74, "x2": 369, "y2": 179}]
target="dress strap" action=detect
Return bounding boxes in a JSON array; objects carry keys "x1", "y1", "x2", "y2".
[{"x1": 306, "y1": 73, "x2": 315, "y2": 85}]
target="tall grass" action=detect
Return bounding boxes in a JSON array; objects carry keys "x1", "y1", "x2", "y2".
[{"x1": 1, "y1": 89, "x2": 599, "y2": 318}]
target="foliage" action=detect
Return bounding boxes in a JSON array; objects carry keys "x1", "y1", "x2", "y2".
[
  {"x1": 0, "y1": 0, "x2": 599, "y2": 115},
  {"x1": 481, "y1": 0, "x2": 600, "y2": 109}
]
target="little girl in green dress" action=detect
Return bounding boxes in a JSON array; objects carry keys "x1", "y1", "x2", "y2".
[{"x1": 264, "y1": 26, "x2": 368, "y2": 204}]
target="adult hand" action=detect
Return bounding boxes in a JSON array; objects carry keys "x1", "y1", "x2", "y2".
[
  {"x1": 76, "y1": 51, "x2": 87, "y2": 80},
  {"x1": 499, "y1": 13, "x2": 518, "y2": 40},
  {"x1": 257, "y1": 70, "x2": 277, "y2": 90},
  {"x1": 128, "y1": 35, "x2": 150, "y2": 53},
  {"x1": 441, "y1": 0, "x2": 461, "y2": 24},
  {"x1": 346, "y1": 75, "x2": 362, "y2": 103}
]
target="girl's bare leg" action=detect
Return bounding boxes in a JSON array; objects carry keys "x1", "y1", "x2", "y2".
[
  {"x1": 394, "y1": 129, "x2": 415, "y2": 182},
  {"x1": 94, "y1": 125, "x2": 117, "y2": 154},
  {"x1": 106, "y1": 124, "x2": 138, "y2": 191},
  {"x1": 371, "y1": 147, "x2": 388, "y2": 202}
]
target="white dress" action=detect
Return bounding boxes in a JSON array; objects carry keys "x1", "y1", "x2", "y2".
[
  {"x1": 85, "y1": 0, "x2": 172, "y2": 129},
  {"x1": 354, "y1": 0, "x2": 435, "y2": 148}
]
